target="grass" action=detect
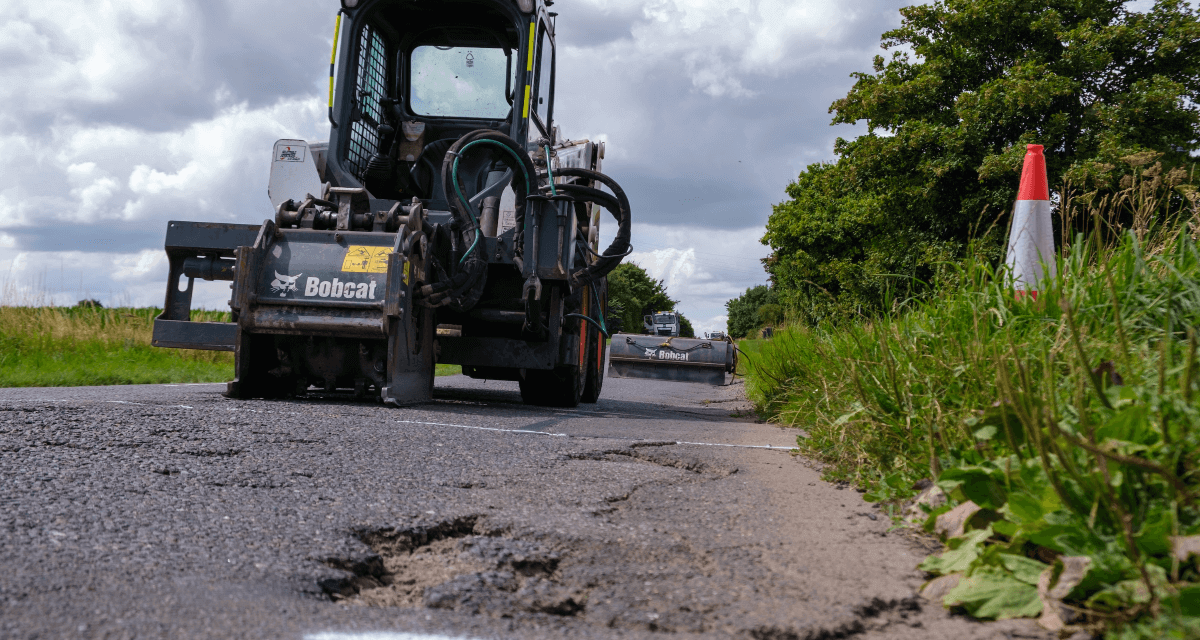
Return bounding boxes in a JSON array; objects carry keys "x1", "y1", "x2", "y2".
[
  {"x1": 0, "y1": 303, "x2": 461, "y2": 387},
  {"x1": 746, "y1": 159, "x2": 1200, "y2": 636},
  {"x1": 734, "y1": 338, "x2": 765, "y2": 378},
  {"x1": 0, "y1": 305, "x2": 235, "y2": 387}
]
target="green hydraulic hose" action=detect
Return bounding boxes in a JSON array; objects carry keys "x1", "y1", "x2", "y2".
[
  {"x1": 451, "y1": 139, "x2": 533, "y2": 264},
  {"x1": 543, "y1": 145, "x2": 556, "y2": 196},
  {"x1": 591, "y1": 283, "x2": 606, "y2": 334}
]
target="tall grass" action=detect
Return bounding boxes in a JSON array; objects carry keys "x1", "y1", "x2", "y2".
[
  {"x1": 0, "y1": 285, "x2": 462, "y2": 386},
  {"x1": 0, "y1": 299, "x2": 235, "y2": 387},
  {"x1": 749, "y1": 161, "x2": 1200, "y2": 635}
]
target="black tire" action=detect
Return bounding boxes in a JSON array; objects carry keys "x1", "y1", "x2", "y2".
[
  {"x1": 581, "y1": 327, "x2": 605, "y2": 403},
  {"x1": 520, "y1": 365, "x2": 583, "y2": 407}
]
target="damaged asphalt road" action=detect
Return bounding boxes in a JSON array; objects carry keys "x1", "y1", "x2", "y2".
[{"x1": 0, "y1": 376, "x2": 1053, "y2": 640}]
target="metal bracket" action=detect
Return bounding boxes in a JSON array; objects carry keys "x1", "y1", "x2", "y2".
[{"x1": 330, "y1": 186, "x2": 366, "y2": 231}]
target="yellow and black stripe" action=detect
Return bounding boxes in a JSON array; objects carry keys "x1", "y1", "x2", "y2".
[
  {"x1": 522, "y1": 20, "x2": 535, "y2": 119},
  {"x1": 328, "y1": 13, "x2": 343, "y2": 126}
]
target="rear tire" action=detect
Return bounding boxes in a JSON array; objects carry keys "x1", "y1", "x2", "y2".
[
  {"x1": 520, "y1": 365, "x2": 583, "y2": 407},
  {"x1": 581, "y1": 280, "x2": 607, "y2": 403},
  {"x1": 581, "y1": 328, "x2": 605, "y2": 403}
]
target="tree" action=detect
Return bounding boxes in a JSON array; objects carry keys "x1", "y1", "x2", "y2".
[
  {"x1": 758, "y1": 304, "x2": 783, "y2": 327},
  {"x1": 607, "y1": 262, "x2": 677, "y2": 335},
  {"x1": 764, "y1": 0, "x2": 1200, "y2": 319},
  {"x1": 725, "y1": 285, "x2": 777, "y2": 338}
]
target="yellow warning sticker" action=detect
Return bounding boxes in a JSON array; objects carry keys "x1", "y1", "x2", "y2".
[{"x1": 341, "y1": 246, "x2": 390, "y2": 273}]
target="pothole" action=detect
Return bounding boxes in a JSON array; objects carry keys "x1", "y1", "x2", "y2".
[
  {"x1": 323, "y1": 516, "x2": 585, "y2": 618},
  {"x1": 565, "y1": 446, "x2": 738, "y2": 477}
]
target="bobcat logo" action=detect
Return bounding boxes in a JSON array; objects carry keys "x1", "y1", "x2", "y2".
[{"x1": 269, "y1": 271, "x2": 302, "y2": 297}]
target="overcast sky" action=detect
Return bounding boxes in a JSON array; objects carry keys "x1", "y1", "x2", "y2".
[{"x1": 0, "y1": 0, "x2": 905, "y2": 334}]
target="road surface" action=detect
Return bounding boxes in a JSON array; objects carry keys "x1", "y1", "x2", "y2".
[{"x1": 0, "y1": 375, "x2": 1053, "y2": 639}]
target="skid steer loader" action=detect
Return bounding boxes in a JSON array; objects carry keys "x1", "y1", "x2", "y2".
[{"x1": 151, "y1": 0, "x2": 630, "y2": 407}]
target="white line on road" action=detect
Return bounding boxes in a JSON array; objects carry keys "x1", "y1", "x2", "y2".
[
  {"x1": 106, "y1": 400, "x2": 194, "y2": 409},
  {"x1": 394, "y1": 419, "x2": 792, "y2": 451},
  {"x1": 396, "y1": 419, "x2": 568, "y2": 437},
  {"x1": 306, "y1": 634, "x2": 482, "y2": 640},
  {"x1": 94, "y1": 399, "x2": 793, "y2": 451}
]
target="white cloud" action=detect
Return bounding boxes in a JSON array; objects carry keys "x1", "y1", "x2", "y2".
[
  {"x1": 0, "y1": 247, "x2": 225, "y2": 309},
  {"x1": 2, "y1": 97, "x2": 325, "y2": 229},
  {"x1": 0, "y1": 0, "x2": 905, "y2": 331},
  {"x1": 602, "y1": 223, "x2": 771, "y2": 334},
  {"x1": 0, "y1": 0, "x2": 196, "y2": 112},
  {"x1": 575, "y1": 0, "x2": 860, "y2": 97}
]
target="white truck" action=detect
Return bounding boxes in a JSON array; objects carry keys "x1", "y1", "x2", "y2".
[{"x1": 643, "y1": 311, "x2": 681, "y2": 337}]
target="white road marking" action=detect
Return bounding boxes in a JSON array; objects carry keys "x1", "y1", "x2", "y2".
[
  {"x1": 394, "y1": 419, "x2": 792, "y2": 451},
  {"x1": 306, "y1": 634, "x2": 482, "y2": 640},
  {"x1": 95, "y1": 399, "x2": 792, "y2": 451},
  {"x1": 106, "y1": 400, "x2": 193, "y2": 409},
  {"x1": 395, "y1": 419, "x2": 568, "y2": 437}
]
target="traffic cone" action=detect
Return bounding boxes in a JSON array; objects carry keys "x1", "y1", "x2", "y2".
[{"x1": 1005, "y1": 144, "x2": 1056, "y2": 300}]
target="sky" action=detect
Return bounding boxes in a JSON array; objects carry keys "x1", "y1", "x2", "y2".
[{"x1": 0, "y1": 0, "x2": 907, "y2": 335}]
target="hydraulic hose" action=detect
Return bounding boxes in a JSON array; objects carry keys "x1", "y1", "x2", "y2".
[
  {"x1": 428, "y1": 129, "x2": 537, "y2": 310},
  {"x1": 540, "y1": 167, "x2": 633, "y2": 287}
]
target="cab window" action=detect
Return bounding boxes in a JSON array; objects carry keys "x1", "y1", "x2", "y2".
[
  {"x1": 530, "y1": 23, "x2": 554, "y2": 137},
  {"x1": 410, "y1": 45, "x2": 512, "y2": 119}
]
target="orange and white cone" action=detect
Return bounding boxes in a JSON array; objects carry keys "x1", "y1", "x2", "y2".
[{"x1": 1005, "y1": 144, "x2": 1056, "y2": 299}]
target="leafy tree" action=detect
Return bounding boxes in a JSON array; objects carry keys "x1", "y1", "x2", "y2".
[
  {"x1": 607, "y1": 262, "x2": 677, "y2": 335},
  {"x1": 758, "y1": 303, "x2": 783, "y2": 327},
  {"x1": 764, "y1": 0, "x2": 1200, "y2": 319},
  {"x1": 725, "y1": 285, "x2": 777, "y2": 338}
]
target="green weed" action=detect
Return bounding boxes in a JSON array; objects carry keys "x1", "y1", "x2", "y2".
[{"x1": 748, "y1": 172, "x2": 1200, "y2": 634}]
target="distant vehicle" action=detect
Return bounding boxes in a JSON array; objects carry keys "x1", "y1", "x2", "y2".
[
  {"x1": 643, "y1": 311, "x2": 681, "y2": 337},
  {"x1": 705, "y1": 331, "x2": 726, "y2": 340}
]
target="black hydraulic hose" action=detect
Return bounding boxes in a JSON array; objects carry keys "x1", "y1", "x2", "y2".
[
  {"x1": 442, "y1": 130, "x2": 535, "y2": 258},
  {"x1": 425, "y1": 129, "x2": 536, "y2": 309},
  {"x1": 576, "y1": 227, "x2": 632, "y2": 260},
  {"x1": 541, "y1": 167, "x2": 632, "y2": 286}
]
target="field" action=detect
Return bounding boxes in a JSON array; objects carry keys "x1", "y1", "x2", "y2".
[{"x1": 0, "y1": 304, "x2": 460, "y2": 388}]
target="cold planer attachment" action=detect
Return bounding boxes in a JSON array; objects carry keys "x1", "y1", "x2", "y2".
[
  {"x1": 154, "y1": 200, "x2": 439, "y2": 405},
  {"x1": 607, "y1": 335, "x2": 737, "y2": 386},
  {"x1": 151, "y1": 0, "x2": 634, "y2": 407}
]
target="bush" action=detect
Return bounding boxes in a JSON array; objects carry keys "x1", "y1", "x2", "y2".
[
  {"x1": 726, "y1": 285, "x2": 777, "y2": 338},
  {"x1": 748, "y1": 175, "x2": 1200, "y2": 632},
  {"x1": 757, "y1": 303, "x2": 782, "y2": 327}
]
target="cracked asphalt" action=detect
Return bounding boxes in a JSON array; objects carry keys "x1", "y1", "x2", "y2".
[{"x1": 0, "y1": 375, "x2": 1054, "y2": 640}]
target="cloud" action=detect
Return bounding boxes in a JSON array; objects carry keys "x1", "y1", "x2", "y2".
[
  {"x1": 602, "y1": 223, "x2": 772, "y2": 334},
  {"x1": 553, "y1": 0, "x2": 906, "y2": 231},
  {"x1": 0, "y1": 0, "x2": 906, "y2": 326}
]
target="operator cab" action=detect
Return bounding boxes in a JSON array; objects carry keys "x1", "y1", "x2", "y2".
[{"x1": 326, "y1": 0, "x2": 556, "y2": 217}]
